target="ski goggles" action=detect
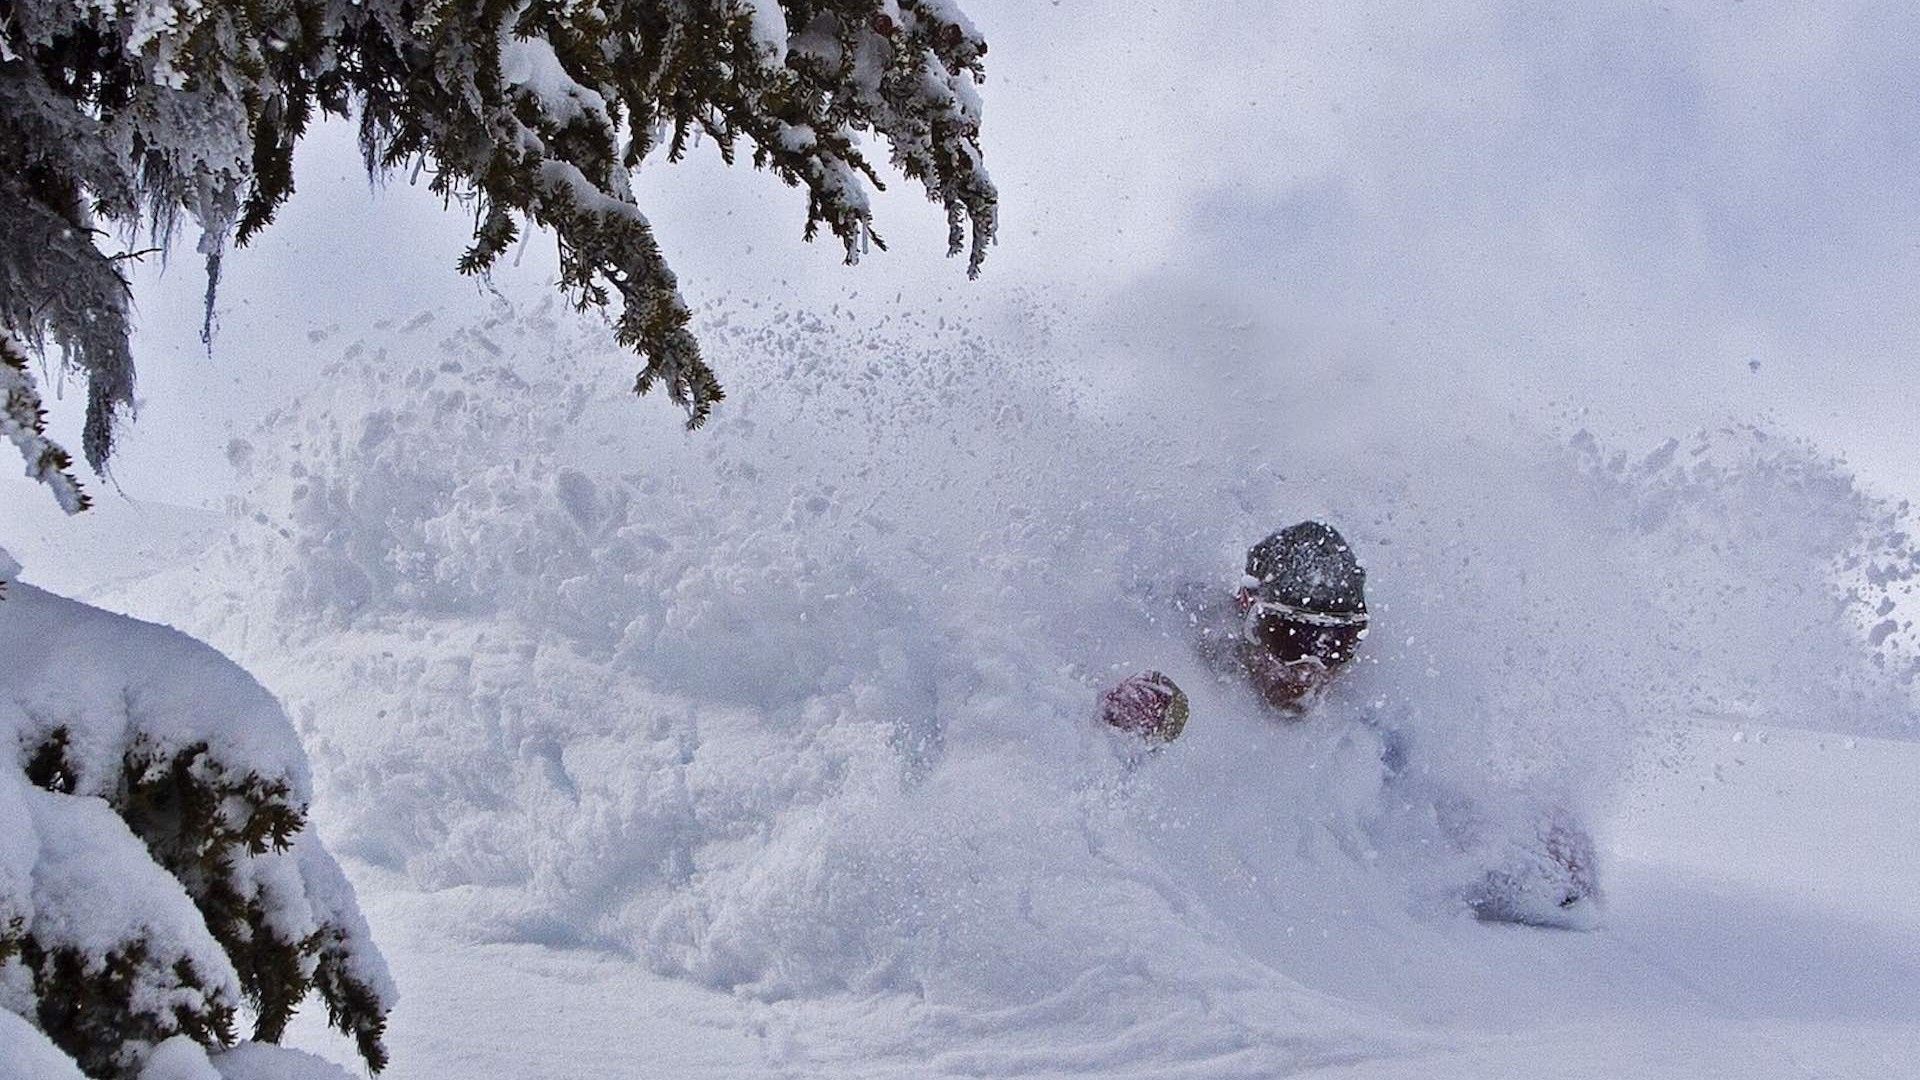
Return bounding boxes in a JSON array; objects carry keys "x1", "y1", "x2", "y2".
[{"x1": 1240, "y1": 594, "x2": 1370, "y2": 638}]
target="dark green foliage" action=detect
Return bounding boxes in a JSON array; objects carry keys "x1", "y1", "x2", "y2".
[
  {"x1": 20, "y1": 936, "x2": 238, "y2": 1080},
  {"x1": 0, "y1": 915, "x2": 23, "y2": 965},
  {"x1": 116, "y1": 739, "x2": 304, "y2": 865},
  {"x1": 115, "y1": 737, "x2": 310, "y2": 1044},
  {"x1": 110, "y1": 738, "x2": 389, "y2": 1070},
  {"x1": 6, "y1": 726, "x2": 392, "y2": 1075},
  {"x1": 24, "y1": 726, "x2": 77, "y2": 794},
  {"x1": 310, "y1": 926, "x2": 391, "y2": 1073}
]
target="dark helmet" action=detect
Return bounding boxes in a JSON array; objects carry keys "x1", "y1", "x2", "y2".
[
  {"x1": 1241, "y1": 522, "x2": 1368, "y2": 669},
  {"x1": 1244, "y1": 521, "x2": 1368, "y2": 621}
]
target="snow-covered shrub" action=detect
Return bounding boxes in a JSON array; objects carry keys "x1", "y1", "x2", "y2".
[{"x1": 0, "y1": 552, "x2": 392, "y2": 1080}]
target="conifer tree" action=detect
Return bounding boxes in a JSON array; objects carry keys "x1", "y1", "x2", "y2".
[{"x1": 0, "y1": 0, "x2": 997, "y2": 507}]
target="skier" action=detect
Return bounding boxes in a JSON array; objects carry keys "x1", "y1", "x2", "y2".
[
  {"x1": 1103, "y1": 520, "x2": 1598, "y2": 926},
  {"x1": 1100, "y1": 521, "x2": 1366, "y2": 743},
  {"x1": 1191, "y1": 520, "x2": 1371, "y2": 715}
]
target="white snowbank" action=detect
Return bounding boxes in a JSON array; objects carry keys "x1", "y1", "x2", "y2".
[
  {"x1": 139, "y1": 1037, "x2": 224, "y2": 1080},
  {"x1": 137, "y1": 1035, "x2": 363, "y2": 1080},
  {"x1": 0, "y1": 582, "x2": 312, "y2": 800},
  {"x1": 210, "y1": 1042, "x2": 361, "y2": 1080},
  {"x1": 0, "y1": 1009, "x2": 88, "y2": 1080}
]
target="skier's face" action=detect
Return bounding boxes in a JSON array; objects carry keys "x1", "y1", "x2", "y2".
[{"x1": 1246, "y1": 608, "x2": 1365, "y2": 666}]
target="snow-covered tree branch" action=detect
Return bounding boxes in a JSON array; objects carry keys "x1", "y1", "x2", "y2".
[
  {"x1": 0, "y1": 557, "x2": 394, "y2": 1079},
  {"x1": 0, "y1": 0, "x2": 998, "y2": 507},
  {"x1": 1, "y1": 330, "x2": 88, "y2": 514}
]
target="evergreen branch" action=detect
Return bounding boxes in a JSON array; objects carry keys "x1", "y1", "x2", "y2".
[
  {"x1": 0, "y1": 327, "x2": 89, "y2": 513},
  {"x1": 0, "y1": 0, "x2": 997, "y2": 467}
]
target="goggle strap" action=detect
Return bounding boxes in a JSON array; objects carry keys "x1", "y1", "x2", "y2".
[{"x1": 1246, "y1": 599, "x2": 1370, "y2": 629}]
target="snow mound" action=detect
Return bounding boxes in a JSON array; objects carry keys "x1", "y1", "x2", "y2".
[
  {"x1": 139, "y1": 1035, "x2": 362, "y2": 1080},
  {"x1": 0, "y1": 582, "x2": 312, "y2": 798},
  {"x1": 123, "y1": 299, "x2": 1920, "y2": 1070},
  {"x1": 0, "y1": 1009, "x2": 88, "y2": 1080}
]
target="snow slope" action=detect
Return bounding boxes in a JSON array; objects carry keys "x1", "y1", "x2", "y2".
[
  {"x1": 16, "y1": 295, "x2": 1911, "y2": 1079},
  {"x1": 270, "y1": 721, "x2": 1920, "y2": 1080}
]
